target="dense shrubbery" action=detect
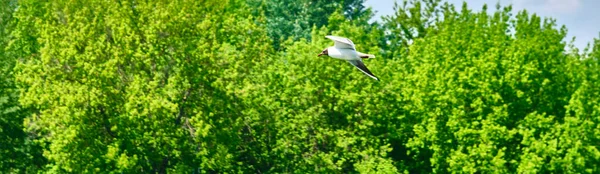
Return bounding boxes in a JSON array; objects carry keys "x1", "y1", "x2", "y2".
[{"x1": 1, "y1": 0, "x2": 599, "y2": 173}]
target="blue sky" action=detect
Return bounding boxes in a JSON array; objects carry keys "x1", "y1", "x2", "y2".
[{"x1": 364, "y1": 0, "x2": 600, "y2": 50}]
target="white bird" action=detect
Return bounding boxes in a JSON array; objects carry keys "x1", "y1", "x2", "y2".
[{"x1": 318, "y1": 35, "x2": 379, "y2": 81}]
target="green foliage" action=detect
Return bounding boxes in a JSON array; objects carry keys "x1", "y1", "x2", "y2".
[
  {"x1": 2, "y1": 0, "x2": 600, "y2": 173},
  {"x1": 248, "y1": 0, "x2": 372, "y2": 50},
  {"x1": 10, "y1": 0, "x2": 272, "y2": 172},
  {"x1": 400, "y1": 4, "x2": 576, "y2": 172},
  {"x1": 382, "y1": 0, "x2": 444, "y2": 59},
  {"x1": 0, "y1": 0, "x2": 46, "y2": 172}
]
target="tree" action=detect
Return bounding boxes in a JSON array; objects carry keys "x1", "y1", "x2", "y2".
[
  {"x1": 384, "y1": 1, "x2": 599, "y2": 173},
  {"x1": 10, "y1": 0, "x2": 272, "y2": 172},
  {"x1": 4, "y1": 0, "x2": 600, "y2": 172},
  {"x1": 551, "y1": 36, "x2": 600, "y2": 173},
  {"x1": 382, "y1": 0, "x2": 444, "y2": 59},
  {"x1": 0, "y1": 0, "x2": 46, "y2": 172},
  {"x1": 248, "y1": 0, "x2": 372, "y2": 50}
]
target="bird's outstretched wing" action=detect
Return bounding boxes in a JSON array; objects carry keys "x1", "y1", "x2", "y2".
[
  {"x1": 325, "y1": 35, "x2": 356, "y2": 50},
  {"x1": 348, "y1": 60, "x2": 379, "y2": 81}
]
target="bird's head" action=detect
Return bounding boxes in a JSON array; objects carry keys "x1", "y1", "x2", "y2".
[{"x1": 317, "y1": 48, "x2": 328, "y2": 57}]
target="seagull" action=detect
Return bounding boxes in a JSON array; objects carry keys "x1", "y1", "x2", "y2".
[{"x1": 318, "y1": 35, "x2": 379, "y2": 81}]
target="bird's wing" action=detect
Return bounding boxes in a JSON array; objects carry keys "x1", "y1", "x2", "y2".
[
  {"x1": 325, "y1": 35, "x2": 356, "y2": 50},
  {"x1": 348, "y1": 60, "x2": 379, "y2": 81}
]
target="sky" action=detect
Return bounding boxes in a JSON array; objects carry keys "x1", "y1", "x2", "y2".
[{"x1": 364, "y1": 0, "x2": 600, "y2": 51}]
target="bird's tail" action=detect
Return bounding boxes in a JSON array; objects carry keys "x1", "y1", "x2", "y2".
[{"x1": 358, "y1": 52, "x2": 376, "y2": 59}]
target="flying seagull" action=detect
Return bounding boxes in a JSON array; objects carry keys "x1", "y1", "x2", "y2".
[{"x1": 318, "y1": 35, "x2": 379, "y2": 81}]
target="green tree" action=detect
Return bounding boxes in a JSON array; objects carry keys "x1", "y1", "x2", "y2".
[
  {"x1": 10, "y1": 0, "x2": 272, "y2": 172},
  {"x1": 248, "y1": 0, "x2": 373, "y2": 50},
  {"x1": 384, "y1": 1, "x2": 598, "y2": 173},
  {"x1": 0, "y1": 0, "x2": 46, "y2": 172},
  {"x1": 382, "y1": 0, "x2": 443, "y2": 59},
  {"x1": 239, "y1": 10, "x2": 401, "y2": 172},
  {"x1": 545, "y1": 36, "x2": 600, "y2": 173},
  {"x1": 4, "y1": 0, "x2": 600, "y2": 173}
]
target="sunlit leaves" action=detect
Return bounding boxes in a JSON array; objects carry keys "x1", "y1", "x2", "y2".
[
  {"x1": 393, "y1": 0, "x2": 599, "y2": 173},
  {"x1": 0, "y1": 0, "x2": 46, "y2": 172},
  {"x1": 3, "y1": 0, "x2": 600, "y2": 173},
  {"x1": 10, "y1": 0, "x2": 272, "y2": 172}
]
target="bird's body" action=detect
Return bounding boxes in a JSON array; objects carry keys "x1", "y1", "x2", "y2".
[
  {"x1": 325, "y1": 46, "x2": 357, "y2": 60},
  {"x1": 325, "y1": 47, "x2": 375, "y2": 60},
  {"x1": 318, "y1": 36, "x2": 379, "y2": 81}
]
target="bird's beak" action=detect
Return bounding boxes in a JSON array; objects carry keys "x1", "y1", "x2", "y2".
[{"x1": 318, "y1": 53, "x2": 324, "y2": 57}]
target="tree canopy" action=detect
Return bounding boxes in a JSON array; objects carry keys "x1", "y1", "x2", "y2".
[{"x1": 1, "y1": 0, "x2": 600, "y2": 173}]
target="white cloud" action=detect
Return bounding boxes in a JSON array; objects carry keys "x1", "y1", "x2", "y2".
[
  {"x1": 512, "y1": 0, "x2": 582, "y2": 13},
  {"x1": 545, "y1": 0, "x2": 581, "y2": 13}
]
